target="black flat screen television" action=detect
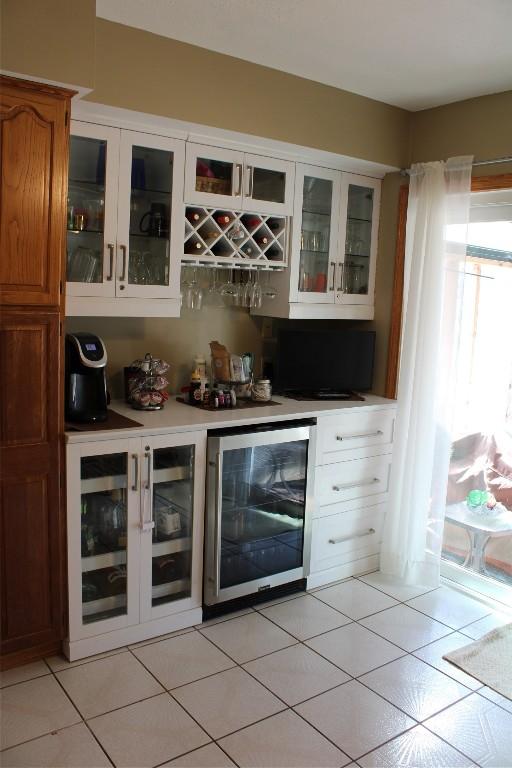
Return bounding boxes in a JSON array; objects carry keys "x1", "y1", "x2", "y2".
[{"x1": 276, "y1": 329, "x2": 375, "y2": 397}]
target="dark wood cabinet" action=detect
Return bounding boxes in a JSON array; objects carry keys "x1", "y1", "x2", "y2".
[{"x1": 0, "y1": 77, "x2": 73, "y2": 667}]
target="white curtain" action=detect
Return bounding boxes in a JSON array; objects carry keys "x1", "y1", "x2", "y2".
[{"x1": 380, "y1": 156, "x2": 473, "y2": 587}]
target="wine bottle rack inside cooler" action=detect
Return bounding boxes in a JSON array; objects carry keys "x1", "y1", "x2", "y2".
[{"x1": 183, "y1": 207, "x2": 288, "y2": 268}]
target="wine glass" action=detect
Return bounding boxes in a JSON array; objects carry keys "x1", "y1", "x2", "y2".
[
  {"x1": 242, "y1": 271, "x2": 254, "y2": 307},
  {"x1": 262, "y1": 270, "x2": 277, "y2": 300},
  {"x1": 206, "y1": 268, "x2": 225, "y2": 309},
  {"x1": 250, "y1": 270, "x2": 262, "y2": 309},
  {"x1": 220, "y1": 269, "x2": 238, "y2": 305}
]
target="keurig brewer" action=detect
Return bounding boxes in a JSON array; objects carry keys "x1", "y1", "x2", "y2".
[{"x1": 65, "y1": 333, "x2": 108, "y2": 423}]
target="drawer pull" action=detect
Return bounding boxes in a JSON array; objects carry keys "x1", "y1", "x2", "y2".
[
  {"x1": 329, "y1": 527, "x2": 375, "y2": 545},
  {"x1": 332, "y1": 477, "x2": 379, "y2": 492},
  {"x1": 336, "y1": 429, "x2": 383, "y2": 442}
]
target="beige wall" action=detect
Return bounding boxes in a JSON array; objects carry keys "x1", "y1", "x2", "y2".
[
  {"x1": 0, "y1": 0, "x2": 95, "y2": 88},
  {"x1": 87, "y1": 20, "x2": 409, "y2": 169},
  {"x1": 410, "y1": 90, "x2": 512, "y2": 164}
]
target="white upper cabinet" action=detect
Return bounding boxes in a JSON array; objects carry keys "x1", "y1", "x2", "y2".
[
  {"x1": 66, "y1": 121, "x2": 184, "y2": 313},
  {"x1": 185, "y1": 143, "x2": 295, "y2": 216},
  {"x1": 252, "y1": 166, "x2": 381, "y2": 320}
]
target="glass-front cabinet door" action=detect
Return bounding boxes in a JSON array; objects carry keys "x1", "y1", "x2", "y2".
[
  {"x1": 291, "y1": 165, "x2": 341, "y2": 304},
  {"x1": 243, "y1": 154, "x2": 295, "y2": 216},
  {"x1": 140, "y1": 431, "x2": 206, "y2": 622},
  {"x1": 67, "y1": 439, "x2": 141, "y2": 640},
  {"x1": 185, "y1": 143, "x2": 244, "y2": 208},
  {"x1": 66, "y1": 122, "x2": 120, "y2": 298},
  {"x1": 117, "y1": 131, "x2": 185, "y2": 299},
  {"x1": 338, "y1": 173, "x2": 380, "y2": 306}
]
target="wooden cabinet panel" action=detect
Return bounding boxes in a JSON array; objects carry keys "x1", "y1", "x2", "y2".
[
  {"x1": 0, "y1": 77, "x2": 71, "y2": 307},
  {"x1": 0, "y1": 309, "x2": 64, "y2": 657}
]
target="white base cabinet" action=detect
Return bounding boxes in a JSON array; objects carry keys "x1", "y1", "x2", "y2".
[
  {"x1": 65, "y1": 430, "x2": 206, "y2": 660},
  {"x1": 307, "y1": 407, "x2": 395, "y2": 589}
]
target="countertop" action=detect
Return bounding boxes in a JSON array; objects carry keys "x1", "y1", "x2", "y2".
[{"x1": 65, "y1": 394, "x2": 397, "y2": 444}]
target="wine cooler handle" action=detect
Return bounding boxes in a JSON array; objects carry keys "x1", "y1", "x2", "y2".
[
  {"x1": 212, "y1": 451, "x2": 222, "y2": 597},
  {"x1": 119, "y1": 244, "x2": 127, "y2": 282},
  {"x1": 106, "y1": 243, "x2": 115, "y2": 281},
  {"x1": 329, "y1": 262, "x2": 336, "y2": 292},
  {"x1": 245, "y1": 166, "x2": 253, "y2": 197},
  {"x1": 332, "y1": 477, "x2": 379, "y2": 492},
  {"x1": 329, "y1": 528, "x2": 375, "y2": 545},
  {"x1": 234, "y1": 163, "x2": 243, "y2": 196},
  {"x1": 131, "y1": 453, "x2": 139, "y2": 491},
  {"x1": 336, "y1": 430, "x2": 383, "y2": 442}
]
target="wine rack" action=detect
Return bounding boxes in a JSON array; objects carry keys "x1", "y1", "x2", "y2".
[{"x1": 183, "y1": 207, "x2": 287, "y2": 268}]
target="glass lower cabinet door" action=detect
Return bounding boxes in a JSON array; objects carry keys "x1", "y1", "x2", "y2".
[
  {"x1": 80, "y1": 453, "x2": 128, "y2": 624},
  {"x1": 150, "y1": 445, "x2": 195, "y2": 608},
  {"x1": 298, "y1": 175, "x2": 334, "y2": 295},
  {"x1": 128, "y1": 145, "x2": 173, "y2": 289},
  {"x1": 219, "y1": 440, "x2": 308, "y2": 590},
  {"x1": 343, "y1": 183, "x2": 374, "y2": 297}
]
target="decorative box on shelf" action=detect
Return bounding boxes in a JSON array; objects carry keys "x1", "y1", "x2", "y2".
[{"x1": 183, "y1": 206, "x2": 288, "y2": 269}]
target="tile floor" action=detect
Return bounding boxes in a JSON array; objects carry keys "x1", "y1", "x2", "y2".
[{"x1": 1, "y1": 576, "x2": 512, "y2": 767}]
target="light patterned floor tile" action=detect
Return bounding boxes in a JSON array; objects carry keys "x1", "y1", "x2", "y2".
[
  {"x1": 295, "y1": 679, "x2": 415, "y2": 759},
  {"x1": 56, "y1": 650, "x2": 163, "y2": 718},
  {"x1": 360, "y1": 654, "x2": 471, "y2": 721},
  {"x1": 413, "y1": 631, "x2": 484, "y2": 690},
  {"x1": 406, "y1": 587, "x2": 491, "y2": 630},
  {"x1": 199, "y1": 612, "x2": 296, "y2": 663},
  {"x1": 478, "y1": 686, "x2": 512, "y2": 714},
  {"x1": 162, "y1": 742, "x2": 237, "y2": 767},
  {"x1": 0, "y1": 660, "x2": 49, "y2": 688},
  {"x1": 425, "y1": 693, "x2": 512, "y2": 767},
  {"x1": 459, "y1": 612, "x2": 511, "y2": 640},
  {"x1": 357, "y1": 572, "x2": 436, "y2": 602},
  {"x1": 133, "y1": 630, "x2": 234, "y2": 689},
  {"x1": 314, "y1": 579, "x2": 398, "y2": 619},
  {"x1": 359, "y1": 724, "x2": 476, "y2": 767},
  {"x1": 172, "y1": 666, "x2": 285, "y2": 739},
  {"x1": 218, "y1": 709, "x2": 351, "y2": 767},
  {"x1": 243, "y1": 643, "x2": 350, "y2": 705},
  {"x1": 360, "y1": 604, "x2": 451, "y2": 651},
  {"x1": 88, "y1": 692, "x2": 209, "y2": 767},
  {"x1": 0, "y1": 723, "x2": 111, "y2": 767},
  {"x1": 306, "y1": 622, "x2": 405, "y2": 677},
  {"x1": 259, "y1": 594, "x2": 351, "y2": 640},
  {"x1": 0, "y1": 675, "x2": 81, "y2": 750}
]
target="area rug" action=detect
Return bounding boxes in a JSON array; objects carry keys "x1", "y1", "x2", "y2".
[{"x1": 443, "y1": 623, "x2": 512, "y2": 700}]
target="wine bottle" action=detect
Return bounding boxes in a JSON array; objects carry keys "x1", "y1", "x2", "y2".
[
  {"x1": 244, "y1": 216, "x2": 261, "y2": 230},
  {"x1": 216, "y1": 214, "x2": 231, "y2": 226},
  {"x1": 186, "y1": 210, "x2": 201, "y2": 223},
  {"x1": 267, "y1": 218, "x2": 281, "y2": 231},
  {"x1": 255, "y1": 236, "x2": 269, "y2": 246},
  {"x1": 185, "y1": 239, "x2": 204, "y2": 254}
]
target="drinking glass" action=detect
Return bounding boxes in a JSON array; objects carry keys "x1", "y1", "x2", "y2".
[
  {"x1": 242, "y1": 271, "x2": 254, "y2": 307},
  {"x1": 220, "y1": 269, "x2": 238, "y2": 305},
  {"x1": 206, "y1": 268, "x2": 225, "y2": 309},
  {"x1": 250, "y1": 270, "x2": 262, "y2": 309},
  {"x1": 262, "y1": 270, "x2": 277, "y2": 300}
]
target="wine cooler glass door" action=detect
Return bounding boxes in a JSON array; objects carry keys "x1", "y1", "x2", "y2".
[
  {"x1": 66, "y1": 122, "x2": 120, "y2": 298},
  {"x1": 205, "y1": 424, "x2": 313, "y2": 605}
]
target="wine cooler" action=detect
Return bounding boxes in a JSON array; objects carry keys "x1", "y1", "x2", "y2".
[{"x1": 204, "y1": 420, "x2": 316, "y2": 607}]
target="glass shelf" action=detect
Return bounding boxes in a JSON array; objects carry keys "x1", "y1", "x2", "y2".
[
  {"x1": 131, "y1": 186, "x2": 170, "y2": 196},
  {"x1": 301, "y1": 249, "x2": 329, "y2": 255},
  {"x1": 302, "y1": 209, "x2": 331, "y2": 216},
  {"x1": 68, "y1": 228, "x2": 103, "y2": 235},
  {"x1": 69, "y1": 179, "x2": 105, "y2": 190},
  {"x1": 347, "y1": 216, "x2": 372, "y2": 223},
  {"x1": 345, "y1": 252, "x2": 370, "y2": 258}
]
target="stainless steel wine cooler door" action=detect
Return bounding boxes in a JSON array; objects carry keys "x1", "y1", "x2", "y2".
[{"x1": 204, "y1": 422, "x2": 315, "y2": 605}]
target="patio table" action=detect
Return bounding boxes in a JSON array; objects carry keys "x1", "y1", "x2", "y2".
[{"x1": 445, "y1": 502, "x2": 512, "y2": 575}]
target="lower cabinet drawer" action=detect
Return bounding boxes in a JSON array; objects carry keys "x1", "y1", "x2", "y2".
[
  {"x1": 317, "y1": 409, "x2": 395, "y2": 465},
  {"x1": 310, "y1": 504, "x2": 385, "y2": 574},
  {"x1": 316, "y1": 454, "x2": 391, "y2": 510}
]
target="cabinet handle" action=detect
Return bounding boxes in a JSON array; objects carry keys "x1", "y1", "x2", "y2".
[
  {"x1": 329, "y1": 261, "x2": 336, "y2": 291},
  {"x1": 106, "y1": 243, "x2": 115, "y2": 281},
  {"x1": 119, "y1": 244, "x2": 127, "y2": 282},
  {"x1": 234, "y1": 163, "x2": 243, "y2": 196},
  {"x1": 245, "y1": 166, "x2": 253, "y2": 197},
  {"x1": 329, "y1": 528, "x2": 375, "y2": 545},
  {"x1": 336, "y1": 430, "x2": 383, "y2": 442},
  {"x1": 338, "y1": 262, "x2": 344, "y2": 292},
  {"x1": 131, "y1": 453, "x2": 139, "y2": 491},
  {"x1": 141, "y1": 450, "x2": 154, "y2": 532},
  {"x1": 332, "y1": 477, "x2": 379, "y2": 492}
]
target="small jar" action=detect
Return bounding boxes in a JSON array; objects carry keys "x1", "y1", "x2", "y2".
[{"x1": 252, "y1": 379, "x2": 272, "y2": 402}]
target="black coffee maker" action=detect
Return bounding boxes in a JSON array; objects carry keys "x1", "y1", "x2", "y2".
[{"x1": 65, "y1": 333, "x2": 108, "y2": 423}]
